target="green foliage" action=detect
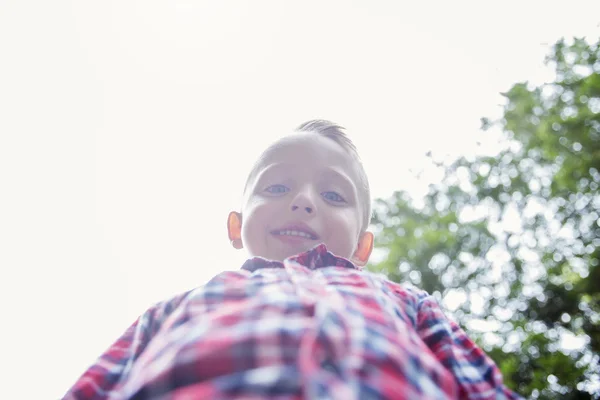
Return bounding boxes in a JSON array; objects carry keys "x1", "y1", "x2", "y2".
[{"x1": 368, "y1": 37, "x2": 600, "y2": 399}]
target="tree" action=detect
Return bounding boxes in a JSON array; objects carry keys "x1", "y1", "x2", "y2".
[{"x1": 369, "y1": 37, "x2": 600, "y2": 399}]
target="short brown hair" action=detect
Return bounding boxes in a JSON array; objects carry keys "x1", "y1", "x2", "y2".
[{"x1": 243, "y1": 120, "x2": 372, "y2": 232}]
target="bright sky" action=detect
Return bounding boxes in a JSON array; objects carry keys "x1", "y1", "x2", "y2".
[{"x1": 1, "y1": 1, "x2": 598, "y2": 398}]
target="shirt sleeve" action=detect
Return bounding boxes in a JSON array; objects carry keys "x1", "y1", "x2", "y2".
[
  {"x1": 416, "y1": 294, "x2": 523, "y2": 400},
  {"x1": 62, "y1": 290, "x2": 192, "y2": 400}
]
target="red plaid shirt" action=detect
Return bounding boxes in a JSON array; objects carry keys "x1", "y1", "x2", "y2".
[{"x1": 64, "y1": 244, "x2": 521, "y2": 399}]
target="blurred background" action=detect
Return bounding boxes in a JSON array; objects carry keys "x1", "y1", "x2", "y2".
[{"x1": 0, "y1": 1, "x2": 599, "y2": 398}]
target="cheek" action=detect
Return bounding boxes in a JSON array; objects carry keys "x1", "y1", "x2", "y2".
[
  {"x1": 328, "y1": 208, "x2": 360, "y2": 233},
  {"x1": 241, "y1": 201, "x2": 275, "y2": 240},
  {"x1": 324, "y1": 209, "x2": 361, "y2": 254},
  {"x1": 240, "y1": 214, "x2": 263, "y2": 256}
]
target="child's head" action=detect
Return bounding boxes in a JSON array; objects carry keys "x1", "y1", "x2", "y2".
[{"x1": 227, "y1": 120, "x2": 373, "y2": 265}]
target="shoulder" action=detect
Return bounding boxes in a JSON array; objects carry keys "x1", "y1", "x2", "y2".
[
  {"x1": 363, "y1": 270, "x2": 430, "y2": 301},
  {"x1": 137, "y1": 288, "x2": 197, "y2": 331}
]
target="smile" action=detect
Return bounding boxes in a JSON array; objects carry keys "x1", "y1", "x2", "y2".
[{"x1": 271, "y1": 230, "x2": 318, "y2": 240}]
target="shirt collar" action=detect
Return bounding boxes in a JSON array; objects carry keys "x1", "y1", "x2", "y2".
[{"x1": 240, "y1": 243, "x2": 358, "y2": 272}]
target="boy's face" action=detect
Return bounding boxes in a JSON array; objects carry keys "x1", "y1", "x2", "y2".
[{"x1": 228, "y1": 132, "x2": 372, "y2": 264}]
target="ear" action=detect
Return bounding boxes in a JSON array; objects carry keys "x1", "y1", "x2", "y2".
[
  {"x1": 351, "y1": 231, "x2": 374, "y2": 267},
  {"x1": 227, "y1": 211, "x2": 243, "y2": 249}
]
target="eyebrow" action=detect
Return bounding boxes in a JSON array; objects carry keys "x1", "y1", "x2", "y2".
[
  {"x1": 321, "y1": 166, "x2": 356, "y2": 193},
  {"x1": 252, "y1": 162, "x2": 288, "y2": 185},
  {"x1": 254, "y1": 163, "x2": 357, "y2": 194}
]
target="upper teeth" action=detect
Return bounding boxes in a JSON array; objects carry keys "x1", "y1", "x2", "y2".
[{"x1": 275, "y1": 230, "x2": 314, "y2": 239}]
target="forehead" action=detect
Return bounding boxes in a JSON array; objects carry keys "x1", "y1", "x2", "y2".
[{"x1": 251, "y1": 133, "x2": 360, "y2": 184}]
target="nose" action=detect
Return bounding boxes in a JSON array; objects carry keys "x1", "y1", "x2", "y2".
[
  {"x1": 291, "y1": 204, "x2": 313, "y2": 213},
  {"x1": 290, "y1": 189, "x2": 316, "y2": 215}
]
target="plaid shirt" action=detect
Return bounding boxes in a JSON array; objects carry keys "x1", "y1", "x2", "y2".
[{"x1": 64, "y1": 244, "x2": 521, "y2": 399}]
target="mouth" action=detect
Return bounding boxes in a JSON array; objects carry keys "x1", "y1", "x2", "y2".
[{"x1": 270, "y1": 223, "x2": 319, "y2": 241}]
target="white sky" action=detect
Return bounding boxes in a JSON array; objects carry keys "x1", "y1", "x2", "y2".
[{"x1": 1, "y1": 1, "x2": 598, "y2": 398}]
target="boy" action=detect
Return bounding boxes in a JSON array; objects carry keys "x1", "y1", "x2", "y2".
[{"x1": 64, "y1": 120, "x2": 521, "y2": 399}]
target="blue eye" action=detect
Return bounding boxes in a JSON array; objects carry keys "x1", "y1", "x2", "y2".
[
  {"x1": 264, "y1": 184, "x2": 290, "y2": 194},
  {"x1": 321, "y1": 191, "x2": 346, "y2": 203}
]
